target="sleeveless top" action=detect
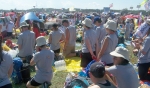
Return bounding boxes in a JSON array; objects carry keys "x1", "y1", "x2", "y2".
[{"x1": 96, "y1": 80, "x2": 116, "y2": 88}]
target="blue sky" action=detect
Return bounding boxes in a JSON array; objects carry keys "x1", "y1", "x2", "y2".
[{"x1": 0, "y1": 0, "x2": 145, "y2": 10}]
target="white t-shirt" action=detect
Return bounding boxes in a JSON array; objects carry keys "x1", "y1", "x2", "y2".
[{"x1": 7, "y1": 21, "x2": 14, "y2": 32}]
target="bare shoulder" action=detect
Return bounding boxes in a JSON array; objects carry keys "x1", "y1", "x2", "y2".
[{"x1": 88, "y1": 85, "x2": 100, "y2": 88}]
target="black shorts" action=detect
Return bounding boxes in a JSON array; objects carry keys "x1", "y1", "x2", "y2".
[
  {"x1": 138, "y1": 62, "x2": 150, "y2": 81},
  {"x1": 0, "y1": 84, "x2": 12, "y2": 88},
  {"x1": 53, "y1": 48, "x2": 60, "y2": 54},
  {"x1": 30, "y1": 78, "x2": 41, "y2": 87},
  {"x1": 7, "y1": 32, "x2": 12, "y2": 37},
  {"x1": 81, "y1": 51, "x2": 96, "y2": 68}
]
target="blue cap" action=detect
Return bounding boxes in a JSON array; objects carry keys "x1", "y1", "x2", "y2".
[
  {"x1": 86, "y1": 16, "x2": 92, "y2": 19},
  {"x1": 94, "y1": 17, "x2": 101, "y2": 23}
]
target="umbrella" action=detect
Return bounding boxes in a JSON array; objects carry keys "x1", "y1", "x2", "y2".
[
  {"x1": 125, "y1": 14, "x2": 139, "y2": 19},
  {"x1": 5, "y1": 12, "x2": 15, "y2": 16},
  {"x1": 20, "y1": 12, "x2": 41, "y2": 23},
  {"x1": 20, "y1": 12, "x2": 44, "y2": 29}
]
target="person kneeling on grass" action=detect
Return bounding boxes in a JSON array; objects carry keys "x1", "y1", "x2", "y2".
[
  {"x1": 26, "y1": 36, "x2": 54, "y2": 88},
  {"x1": 105, "y1": 47, "x2": 139, "y2": 88},
  {"x1": 88, "y1": 62, "x2": 116, "y2": 88}
]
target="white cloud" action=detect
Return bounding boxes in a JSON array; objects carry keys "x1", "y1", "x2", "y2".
[{"x1": 61, "y1": 0, "x2": 74, "y2": 8}]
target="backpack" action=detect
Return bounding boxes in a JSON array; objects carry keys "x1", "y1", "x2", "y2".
[
  {"x1": 11, "y1": 57, "x2": 23, "y2": 84},
  {"x1": 65, "y1": 77, "x2": 92, "y2": 88}
]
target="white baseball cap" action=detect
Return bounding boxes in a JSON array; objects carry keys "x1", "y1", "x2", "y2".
[
  {"x1": 104, "y1": 20, "x2": 117, "y2": 31},
  {"x1": 36, "y1": 36, "x2": 46, "y2": 46},
  {"x1": 82, "y1": 18, "x2": 92, "y2": 28},
  {"x1": 110, "y1": 47, "x2": 130, "y2": 61}
]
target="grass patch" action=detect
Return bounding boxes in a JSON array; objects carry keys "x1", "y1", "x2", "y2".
[{"x1": 11, "y1": 37, "x2": 137, "y2": 88}]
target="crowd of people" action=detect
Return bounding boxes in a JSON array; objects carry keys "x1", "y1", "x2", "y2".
[{"x1": 0, "y1": 10, "x2": 150, "y2": 88}]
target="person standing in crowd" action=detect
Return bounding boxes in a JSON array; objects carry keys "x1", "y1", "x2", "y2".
[
  {"x1": 130, "y1": 19, "x2": 135, "y2": 31},
  {"x1": 6, "y1": 20, "x2": 15, "y2": 38},
  {"x1": 81, "y1": 18, "x2": 99, "y2": 68},
  {"x1": 125, "y1": 18, "x2": 131, "y2": 40},
  {"x1": 48, "y1": 23, "x2": 65, "y2": 60},
  {"x1": 63, "y1": 25, "x2": 76, "y2": 58},
  {"x1": 106, "y1": 47, "x2": 139, "y2": 88},
  {"x1": 26, "y1": 36, "x2": 54, "y2": 88},
  {"x1": 1, "y1": 19, "x2": 7, "y2": 37},
  {"x1": 97, "y1": 20, "x2": 118, "y2": 66},
  {"x1": 59, "y1": 20, "x2": 69, "y2": 36},
  {"x1": 88, "y1": 62, "x2": 117, "y2": 88},
  {"x1": 32, "y1": 22, "x2": 41, "y2": 39},
  {"x1": 133, "y1": 28, "x2": 150, "y2": 83},
  {"x1": 0, "y1": 36, "x2": 13, "y2": 88},
  {"x1": 17, "y1": 22, "x2": 35, "y2": 83},
  {"x1": 94, "y1": 17, "x2": 106, "y2": 52}
]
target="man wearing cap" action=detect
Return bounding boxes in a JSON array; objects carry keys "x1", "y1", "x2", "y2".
[
  {"x1": 88, "y1": 62, "x2": 116, "y2": 88},
  {"x1": 94, "y1": 17, "x2": 106, "y2": 51},
  {"x1": 26, "y1": 36, "x2": 54, "y2": 88},
  {"x1": 17, "y1": 22, "x2": 35, "y2": 83},
  {"x1": 106, "y1": 47, "x2": 139, "y2": 88}
]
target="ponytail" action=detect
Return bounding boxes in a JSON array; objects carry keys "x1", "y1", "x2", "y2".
[{"x1": 0, "y1": 36, "x2": 3, "y2": 64}]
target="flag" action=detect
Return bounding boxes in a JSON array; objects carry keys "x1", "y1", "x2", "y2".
[
  {"x1": 109, "y1": 3, "x2": 113, "y2": 8},
  {"x1": 141, "y1": 0, "x2": 148, "y2": 6},
  {"x1": 144, "y1": 0, "x2": 150, "y2": 11}
]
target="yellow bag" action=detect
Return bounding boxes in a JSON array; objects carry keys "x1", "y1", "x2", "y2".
[{"x1": 2, "y1": 44, "x2": 11, "y2": 51}]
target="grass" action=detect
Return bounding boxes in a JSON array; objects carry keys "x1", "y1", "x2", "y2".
[{"x1": 11, "y1": 37, "x2": 138, "y2": 88}]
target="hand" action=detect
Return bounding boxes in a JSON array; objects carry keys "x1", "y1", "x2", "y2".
[
  {"x1": 135, "y1": 43, "x2": 141, "y2": 49},
  {"x1": 138, "y1": 38, "x2": 143, "y2": 44},
  {"x1": 133, "y1": 49, "x2": 138, "y2": 53}
]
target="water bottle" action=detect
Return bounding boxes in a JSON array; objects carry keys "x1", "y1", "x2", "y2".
[{"x1": 54, "y1": 60, "x2": 66, "y2": 71}]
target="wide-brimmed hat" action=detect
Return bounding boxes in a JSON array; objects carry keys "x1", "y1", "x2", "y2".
[
  {"x1": 104, "y1": 20, "x2": 117, "y2": 31},
  {"x1": 20, "y1": 22, "x2": 29, "y2": 28},
  {"x1": 36, "y1": 36, "x2": 46, "y2": 47},
  {"x1": 82, "y1": 18, "x2": 92, "y2": 27},
  {"x1": 110, "y1": 47, "x2": 130, "y2": 61}
]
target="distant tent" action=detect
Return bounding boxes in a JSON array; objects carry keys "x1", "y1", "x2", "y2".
[{"x1": 69, "y1": 7, "x2": 76, "y2": 12}]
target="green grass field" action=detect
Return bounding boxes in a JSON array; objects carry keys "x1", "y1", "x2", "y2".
[{"x1": 11, "y1": 37, "x2": 138, "y2": 88}]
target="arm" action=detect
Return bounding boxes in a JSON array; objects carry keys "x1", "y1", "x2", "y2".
[
  {"x1": 60, "y1": 33, "x2": 65, "y2": 42},
  {"x1": 97, "y1": 37, "x2": 109, "y2": 60},
  {"x1": 30, "y1": 58, "x2": 35, "y2": 66},
  {"x1": 48, "y1": 34, "x2": 52, "y2": 44},
  {"x1": 17, "y1": 35, "x2": 22, "y2": 50},
  {"x1": 136, "y1": 38, "x2": 150, "y2": 55},
  {"x1": 85, "y1": 37, "x2": 95, "y2": 56},
  {"x1": 95, "y1": 39, "x2": 99, "y2": 57},
  {"x1": 8, "y1": 64, "x2": 13, "y2": 77},
  {"x1": 64, "y1": 28, "x2": 70, "y2": 49}
]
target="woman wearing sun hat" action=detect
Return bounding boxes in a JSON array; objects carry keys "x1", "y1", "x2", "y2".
[
  {"x1": 106, "y1": 47, "x2": 139, "y2": 88},
  {"x1": 81, "y1": 18, "x2": 99, "y2": 68},
  {"x1": 97, "y1": 20, "x2": 118, "y2": 66}
]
